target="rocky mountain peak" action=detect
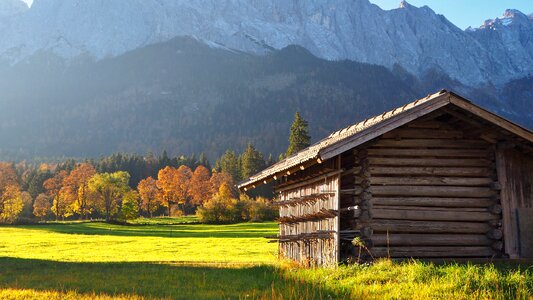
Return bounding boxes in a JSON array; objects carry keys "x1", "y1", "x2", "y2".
[
  {"x1": 0, "y1": 0, "x2": 531, "y2": 87},
  {"x1": 398, "y1": 0, "x2": 411, "y2": 9}
]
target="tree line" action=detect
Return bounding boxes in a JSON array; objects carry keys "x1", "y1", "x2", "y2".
[{"x1": 0, "y1": 112, "x2": 311, "y2": 224}]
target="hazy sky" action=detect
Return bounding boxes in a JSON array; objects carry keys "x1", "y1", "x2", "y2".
[
  {"x1": 20, "y1": 0, "x2": 533, "y2": 30},
  {"x1": 370, "y1": 0, "x2": 533, "y2": 29}
]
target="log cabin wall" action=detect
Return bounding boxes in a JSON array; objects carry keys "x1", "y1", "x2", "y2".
[
  {"x1": 342, "y1": 120, "x2": 504, "y2": 259},
  {"x1": 276, "y1": 160, "x2": 341, "y2": 266},
  {"x1": 496, "y1": 147, "x2": 533, "y2": 258}
]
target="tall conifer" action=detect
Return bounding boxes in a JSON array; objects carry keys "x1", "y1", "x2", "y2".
[{"x1": 286, "y1": 112, "x2": 311, "y2": 156}]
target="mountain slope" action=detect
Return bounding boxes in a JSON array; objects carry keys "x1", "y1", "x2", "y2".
[
  {"x1": 0, "y1": 37, "x2": 522, "y2": 161},
  {"x1": 1, "y1": 0, "x2": 532, "y2": 86},
  {"x1": 0, "y1": 0, "x2": 27, "y2": 18}
]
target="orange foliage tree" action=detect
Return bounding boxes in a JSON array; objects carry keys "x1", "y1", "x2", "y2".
[
  {"x1": 43, "y1": 170, "x2": 69, "y2": 220},
  {"x1": 33, "y1": 193, "x2": 51, "y2": 220},
  {"x1": 175, "y1": 165, "x2": 193, "y2": 212},
  {"x1": 209, "y1": 171, "x2": 235, "y2": 197},
  {"x1": 61, "y1": 163, "x2": 96, "y2": 220},
  {"x1": 190, "y1": 166, "x2": 211, "y2": 206},
  {"x1": 156, "y1": 166, "x2": 178, "y2": 217},
  {"x1": 137, "y1": 176, "x2": 161, "y2": 217}
]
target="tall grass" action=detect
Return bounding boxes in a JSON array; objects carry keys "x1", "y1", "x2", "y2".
[{"x1": 0, "y1": 221, "x2": 531, "y2": 299}]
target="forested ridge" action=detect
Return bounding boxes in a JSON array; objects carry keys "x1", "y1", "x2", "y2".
[{"x1": 0, "y1": 36, "x2": 526, "y2": 161}]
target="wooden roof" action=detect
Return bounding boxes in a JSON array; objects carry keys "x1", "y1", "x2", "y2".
[{"x1": 238, "y1": 89, "x2": 533, "y2": 191}]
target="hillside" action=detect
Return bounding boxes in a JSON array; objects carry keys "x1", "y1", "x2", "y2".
[{"x1": 0, "y1": 37, "x2": 523, "y2": 161}]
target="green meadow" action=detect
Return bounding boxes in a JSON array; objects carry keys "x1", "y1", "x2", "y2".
[{"x1": 0, "y1": 220, "x2": 531, "y2": 299}]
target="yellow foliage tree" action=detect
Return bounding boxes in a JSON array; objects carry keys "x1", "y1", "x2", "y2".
[
  {"x1": 0, "y1": 185, "x2": 23, "y2": 224},
  {"x1": 0, "y1": 163, "x2": 23, "y2": 224}
]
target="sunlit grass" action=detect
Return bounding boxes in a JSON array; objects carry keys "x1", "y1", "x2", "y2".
[
  {"x1": 0, "y1": 220, "x2": 532, "y2": 299},
  {"x1": 0, "y1": 222, "x2": 278, "y2": 263},
  {"x1": 128, "y1": 215, "x2": 200, "y2": 225},
  {"x1": 283, "y1": 259, "x2": 533, "y2": 299}
]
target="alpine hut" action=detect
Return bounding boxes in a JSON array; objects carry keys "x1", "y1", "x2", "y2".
[{"x1": 238, "y1": 90, "x2": 533, "y2": 266}]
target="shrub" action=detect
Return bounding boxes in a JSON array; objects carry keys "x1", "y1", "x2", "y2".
[
  {"x1": 241, "y1": 195, "x2": 278, "y2": 222},
  {"x1": 197, "y1": 185, "x2": 277, "y2": 224}
]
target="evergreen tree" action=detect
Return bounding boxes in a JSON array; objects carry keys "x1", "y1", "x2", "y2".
[
  {"x1": 266, "y1": 154, "x2": 274, "y2": 167},
  {"x1": 198, "y1": 153, "x2": 211, "y2": 170},
  {"x1": 215, "y1": 151, "x2": 242, "y2": 182},
  {"x1": 241, "y1": 143, "x2": 266, "y2": 179},
  {"x1": 286, "y1": 112, "x2": 311, "y2": 156}
]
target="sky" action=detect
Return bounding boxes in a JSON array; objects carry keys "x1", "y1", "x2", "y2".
[{"x1": 369, "y1": 0, "x2": 533, "y2": 29}]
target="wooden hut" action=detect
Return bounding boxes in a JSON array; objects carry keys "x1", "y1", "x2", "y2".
[{"x1": 238, "y1": 90, "x2": 533, "y2": 266}]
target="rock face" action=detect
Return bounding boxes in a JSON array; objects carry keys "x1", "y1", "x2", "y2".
[
  {"x1": 0, "y1": 0, "x2": 27, "y2": 18},
  {"x1": 0, "y1": 0, "x2": 532, "y2": 87}
]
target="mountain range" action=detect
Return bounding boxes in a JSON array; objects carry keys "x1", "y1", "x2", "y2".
[
  {"x1": 1, "y1": 0, "x2": 533, "y2": 86},
  {"x1": 0, "y1": 0, "x2": 531, "y2": 160}
]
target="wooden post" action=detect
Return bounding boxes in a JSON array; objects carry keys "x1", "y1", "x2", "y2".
[{"x1": 495, "y1": 144, "x2": 519, "y2": 258}]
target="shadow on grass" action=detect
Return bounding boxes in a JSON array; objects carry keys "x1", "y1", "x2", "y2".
[
  {"x1": 0, "y1": 257, "x2": 343, "y2": 299},
  {"x1": 5, "y1": 222, "x2": 278, "y2": 239}
]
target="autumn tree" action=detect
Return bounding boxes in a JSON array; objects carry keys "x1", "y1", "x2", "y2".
[
  {"x1": 33, "y1": 193, "x2": 51, "y2": 220},
  {"x1": 120, "y1": 190, "x2": 140, "y2": 221},
  {"x1": 61, "y1": 163, "x2": 96, "y2": 220},
  {"x1": 0, "y1": 185, "x2": 23, "y2": 224},
  {"x1": 190, "y1": 166, "x2": 211, "y2": 206},
  {"x1": 156, "y1": 166, "x2": 178, "y2": 217},
  {"x1": 241, "y1": 143, "x2": 265, "y2": 178},
  {"x1": 286, "y1": 112, "x2": 311, "y2": 156},
  {"x1": 0, "y1": 163, "x2": 23, "y2": 224},
  {"x1": 43, "y1": 170, "x2": 69, "y2": 220},
  {"x1": 137, "y1": 176, "x2": 161, "y2": 217},
  {"x1": 209, "y1": 171, "x2": 234, "y2": 197},
  {"x1": 88, "y1": 171, "x2": 131, "y2": 221},
  {"x1": 19, "y1": 191, "x2": 33, "y2": 220},
  {"x1": 175, "y1": 165, "x2": 193, "y2": 213}
]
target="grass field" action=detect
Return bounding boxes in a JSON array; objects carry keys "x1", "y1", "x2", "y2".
[{"x1": 0, "y1": 220, "x2": 532, "y2": 299}]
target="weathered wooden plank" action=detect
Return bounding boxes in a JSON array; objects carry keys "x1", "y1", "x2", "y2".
[
  {"x1": 373, "y1": 138, "x2": 489, "y2": 149},
  {"x1": 373, "y1": 205, "x2": 490, "y2": 213},
  {"x1": 496, "y1": 146, "x2": 533, "y2": 259},
  {"x1": 406, "y1": 121, "x2": 450, "y2": 129},
  {"x1": 275, "y1": 170, "x2": 343, "y2": 193},
  {"x1": 371, "y1": 186, "x2": 497, "y2": 198},
  {"x1": 358, "y1": 220, "x2": 493, "y2": 234},
  {"x1": 372, "y1": 234, "x2": 493, "y2": 247},
  {"x1": 372, "y1": 197, "x2": 496, "y2": 208},
  {"x1": 370, "y1": 246, "x2": 496, "y2": 258},
  {"x1": 368, "y1": 157, "x2": 491, "y2": 167},
  {"x1": 372, "y1": 208, "x2": 500, "y2": 222},
  {"x1": 370, "y1": 176, "x2": 493, "y2": 187},
  {"x1": 367, "y1": 148, "x2": 490, "y2": 158},
  {"x1": 383, "y1": 128, "x2": 464, "y2": 139},
  {"x1": 370, "y1": 166, "x2": 493, "y2": 177}
]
